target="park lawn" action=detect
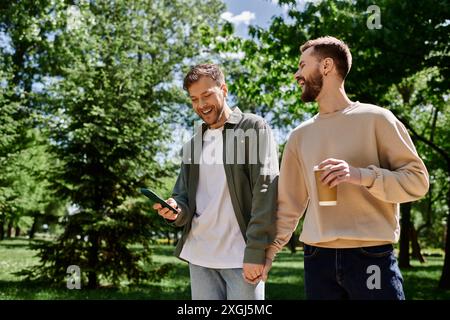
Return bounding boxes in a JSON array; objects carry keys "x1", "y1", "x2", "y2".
[{"x1": 0, "y1": 238, "x2": 450, "y2": 300}]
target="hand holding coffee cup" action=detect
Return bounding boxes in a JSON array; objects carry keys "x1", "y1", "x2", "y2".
[
  {"x1": 314, "y1": 158, "x2": 362, "y2": 206},
  {"x1": 317, "y1": 158, "x2": 362, "y2": 187},
  {"x1": 314, "y1": 165, "x2": 337, "y2": 206}
]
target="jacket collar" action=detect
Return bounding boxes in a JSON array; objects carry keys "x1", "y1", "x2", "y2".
[
  {"x1": 226, "y1": 106, "x2": 243, "y2": 125},
  {"x1": 197, "y1": 106, "x2": 243, "y2": 134}
]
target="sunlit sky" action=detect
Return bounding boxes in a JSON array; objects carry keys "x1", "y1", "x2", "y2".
[{"x1": 221, "y1": 0, "x2": 289, "y2": 37}]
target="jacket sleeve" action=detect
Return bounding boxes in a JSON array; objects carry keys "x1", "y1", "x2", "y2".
[
  {"x1": 359, "y1": 110, "x2": 429, "y2": 203},
  {"x1": 244, "y1": 121, "x2": 280, "y2": 264},
  {"x1": 171, "y1": 163, "x2": 192, "y2": 227}
]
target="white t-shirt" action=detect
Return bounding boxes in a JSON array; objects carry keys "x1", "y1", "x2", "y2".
[{"x1": 179, "y1": 127, "x2": 246, "y2": 268}]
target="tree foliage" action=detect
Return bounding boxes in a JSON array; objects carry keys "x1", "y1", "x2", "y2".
[
  {"x1": 3, "y1": 0, "x2": 226, "y2": 288},
  {"x1": 0, "y1": 0, "x2": 62, "y2": 239}
]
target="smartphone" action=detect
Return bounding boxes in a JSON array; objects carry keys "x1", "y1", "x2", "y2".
[{"x1": 140, "y1": 188, "x2": 178, "y2": 214}]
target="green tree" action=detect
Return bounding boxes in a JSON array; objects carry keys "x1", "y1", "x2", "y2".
[
  {"x1": 1, "y1": 129, "x2": 63, "y2": 237},
  {"x1": 0, "y1": 0, "x2": 60, "y2": 238},
  {"x1": 21, "y1": 0, "x2": 225, "y2": 288}
]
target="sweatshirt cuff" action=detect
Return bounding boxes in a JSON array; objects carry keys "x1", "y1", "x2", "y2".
[
  {"x1": 265, "y1": 245, "x2": 279, "y2": 261},
  {"x1": 359, "y1": 168, "x2": 376, "y2": 188}
]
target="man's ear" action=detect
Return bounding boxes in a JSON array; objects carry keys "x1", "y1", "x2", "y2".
[
  {"x1": 322, "y1": 57, "x2": 334, "y2": 76},
  {"x1": 221, "y1": 83, "x2": 228, "y2": 97}
]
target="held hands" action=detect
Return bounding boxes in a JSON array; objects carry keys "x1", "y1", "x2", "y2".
[
  {"x1": 318, "y1": 158, "x2": 361, "y2": 188},
  {"x1": 242, "y1": 259, "x2": 273, "y2": 284},
  {"x1": 152, "y1": 198, "x2": 180, "y2": 221}
]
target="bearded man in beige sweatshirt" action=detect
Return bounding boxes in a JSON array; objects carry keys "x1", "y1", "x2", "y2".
[{"x1": 261, "y1": 36, "x2": 429, "y2": 299}]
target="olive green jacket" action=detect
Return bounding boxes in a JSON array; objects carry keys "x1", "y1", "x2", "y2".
[{"x1": 171, "y1": 107, "x2": 279, "y2": 264}]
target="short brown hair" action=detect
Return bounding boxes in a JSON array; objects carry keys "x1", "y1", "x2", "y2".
[
  {"x1": 183, "y1": 63, "x2": 225, "y2": 91},
  {"x1": 300, "y1": 36, "x2": 352, "y2": 79}
]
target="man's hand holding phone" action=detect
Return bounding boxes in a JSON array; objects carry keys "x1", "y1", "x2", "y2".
[{"x1": 152, "y1": 198, "x2": 180, "y2": 221}]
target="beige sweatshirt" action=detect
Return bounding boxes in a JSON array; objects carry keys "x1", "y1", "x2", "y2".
[{"x1": 266, "y1": 102, "x2": 429, "y2": 260}]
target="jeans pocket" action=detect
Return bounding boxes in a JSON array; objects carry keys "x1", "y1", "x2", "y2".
[
  {"x1": 358, "y1": 244, "x2": 394, "y2": 258},
  {"x1": 303, "y1": 244, "x2": 320, "y2": 259}
]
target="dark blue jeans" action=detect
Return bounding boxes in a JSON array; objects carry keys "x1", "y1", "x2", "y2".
[{"x1": 303, "y1": 244, "x2": 405, "y2": 300}]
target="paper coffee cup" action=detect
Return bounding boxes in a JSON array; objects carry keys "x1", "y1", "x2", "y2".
[{"x1": 314, "y1": 165, "x2": 337, "y2": 206}]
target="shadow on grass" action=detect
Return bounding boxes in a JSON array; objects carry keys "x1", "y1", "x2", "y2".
[
  {"x1": 0, "y1": 242, "x2": 33, "y2": 249},
  {"x1": 151, "y1": 245, "x2": 177, "y2": 254},
  {"x1": 401, "y1": 259, "x2": 450, "y2": 300},
  {"x1": 3, "y1": 240, "x2": 449, "y2": 300},
  {"x1": 266, "y1": 264, "x2": 305, "y2": 300},
  {"x1": 0, "y1": 279, "x2": 191, "y2": 300},
  {"x1": 268, "y1": 252, "x2": 450, "y2": 300},
  {"x1": 266, "y1": 251, "x2": 305, "y2": 300},
  {"x1": 0, "y1": 244, "x2": 192, "y2": 300},
  {"x1": 266, "y1": 282, "x2": 305, "y2": 300}
]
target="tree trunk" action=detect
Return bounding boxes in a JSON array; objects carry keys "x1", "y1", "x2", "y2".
[
  {"x1": 288, "y1": 233, "x2": 297, "y2": 254},
  {"x1": 173, "y1": 231, "x2": 180, "y2": 246},
  {"x1": 397, "y1": 102, "x2": 450, "y2": 288},
  {"x1": 399, "y1": 202, "x2": 412, "y2": 268},
  {"x1": 29, "y1": 216, "x2": 38, "y2": 239},
  {"x1": 438, "y1": 167, "x2": 450, "y2": 289},
  {"x1": 7, "y1": 220, "x2": 13, "y2": 238},
  {"x1": 410, "y1": 226, "x2": 426, "y2": 263},
  {"x1": 15, "y1": 226, "x2": 21, "y2": 238},
  {"x1": 87, "y1": 233, "x2": 99, "y2": 289},
  {"x1": 0, "y1": 214, "x2": 4, "y2": 240},
  {"x1": 166, "y1": 231, "x2": 171, "y2": 245},
  {"x1": 417, "y1": 184, "x2": 433, "y2": 240}
]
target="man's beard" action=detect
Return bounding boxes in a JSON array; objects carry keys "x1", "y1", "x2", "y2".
[
  {"x1": 301, "y1": 69, "x2": 323, "y2": 102},
  {"x1": 200, "y1": 104, "x2": 224, "y2": 127}
]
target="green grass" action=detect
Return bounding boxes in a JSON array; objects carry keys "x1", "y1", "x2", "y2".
[
  {"x1": 1, "y1": 238, "x2": 450, "y2": 300},
  {"x1": 0, "y1": 239, "x2": 190, "y2": 300}
]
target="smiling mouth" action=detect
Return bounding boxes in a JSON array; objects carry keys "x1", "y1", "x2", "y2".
[{"x1": 202, "y1": 107, "x2": 213, "y2": 115}]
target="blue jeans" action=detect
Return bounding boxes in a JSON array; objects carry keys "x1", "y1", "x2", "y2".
[
  {"x1": 189, "y1": 263, "x2": 265, "y2": 300},
  {"x1": 304, "y1": 244, "x2": 405, "y2": 300}
]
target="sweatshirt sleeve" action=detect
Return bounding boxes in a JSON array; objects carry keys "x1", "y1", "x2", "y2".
[
  {"x1": 266, "y1": 136, "x2": 309, "y2": 261},
  {"x1": 359, "y1": 110, "x2": 429, "y2": 204}
]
